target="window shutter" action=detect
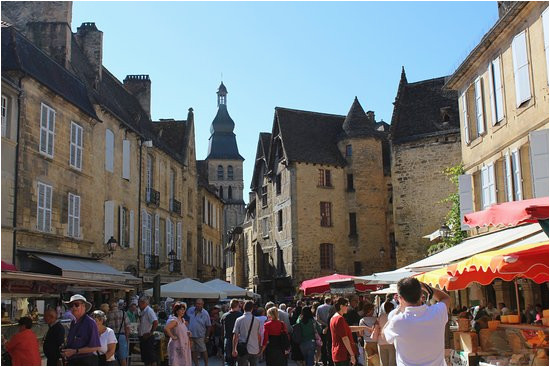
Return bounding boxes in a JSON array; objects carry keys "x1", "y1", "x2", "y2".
[
  {"x1": 166, "y1": 219, "x2": 172, "y2": 256},
  {"x1": 68, "y1": 194, "x2": 74, "y2": 236},
  {"x1": 487, "y1": 64, "x2": 497, "y2": 126},
  {"x1": 154, "y1": 214, "x2": 160, "y2": 256},
  {"x1": 543, "y1": 8, "x2": 549, "y2": 80},
  {"x1": 488, "y1": 163, "x2": 496, "y2": 206},
  {"x1": 147, "y1": 213, "x2": 153, "y2": 255},
  {"x1": 129, "y1": 210, "x2": 135, "y2": 248},
  {"x1": 122, "y1": 139, "x2": 131, "y2": 180},
  {"x1": 141, "y1": 209, "x2": 147, "y2": 255},
  {"x1": 474, "y1": 77, "x2": 485, "y2": 135},
  {"x1": 481, "y1": 166, "x2": 490, "y2": 209},
  {"x1": 492, "y1": 57, "x2": 505, "y2": 122},
  {"x1": 1, "y1": 95, "x2": 7, "y2": 138},
  {"x1": 104, "y1": 201, "x2": 114, "y2": 244},
  {"x1": 119, "y1": 206, "x2": 124, "y2": 246},
  {"x1": 177, "y1": 222, "x2": 182, "y2": 260},
  {"x1": 458, "y1": 174, "x2": 474, "y2": 230},
  {"x1": 461, "y1": 92, "x2": 470, "y2": 144},
  {"x1": 529, "y1": 129, "x2": 549, "y2": 198},
  {"x1": 74, "y1": 195, "x2": 80, "y2": 238},
  {"x1": 512, "y1": 150, "x2": 523, "y2": 200},
  {"x1": 512, "y1": 30, "x2": 531, "y2": 107},
  {"x1": 504, "y1": 154, "x2": 514, "y2": 202},
  {"x1": 105, "y1": 129, "x2": 114, "y2": 172}
]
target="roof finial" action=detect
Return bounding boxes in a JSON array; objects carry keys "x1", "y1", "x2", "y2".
[{"x1": 400, "y1": 66, "x2": 407, "y2": 84}]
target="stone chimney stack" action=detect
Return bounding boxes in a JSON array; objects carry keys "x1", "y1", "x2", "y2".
[
  {"x1": 366, "y1": 110, "x2": 375, "y2": 123},
  {"x1": 123, "y1": 75, "x2": 152, "y2": 119},
  {"x1": 75, "y1": 22, "x2": 103, "y2": 85},
  {"x1": 1, "y1": 1, "x2": 73, "y2": 68}
]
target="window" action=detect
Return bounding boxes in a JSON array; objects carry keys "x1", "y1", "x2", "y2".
[
  {"x1": 217, "y1": 165, "x2": 224, "y2": 180},
  {"x1": 512, "y1": 30, "x2": 531, "y2": 107},
  {"x1": 154, "y1": 214, "x2": 160, "y2": 256},
  {"x1": 122, "y1": 139, "x2": 131, "y2": 180},
  {"x1": 70, "y1": 122, "x2": 83, "y2": 170},
  {"x1": 354, "y1": 261, "x2": 362, "y2": 276},
  {"x1": 188, "y1": 189, "x2": 193, "y2": 214},
  {"x1": 1, "y1": 95, "x2": 7, "y2": 137},
  {"x1": 142, "y1": 210, "x2": 153, "y2": 268},
  {"x1": 187, "y1": 232, "x2": 192, "y2": 261},
  {"x1": 349, "y1": 213, "x2": 357, "y2": 236},
  {"x1": 37, "y1": 182, "x2": 52, "y2": 232},
  {"x1": 228, "y1": 165, "x2": 234, "y2": 180},
  {"x1": 68, "y1": 193, "x2": 80, "y2": 238},
  {"x1": 119, "y1": 206, "x2": 129, "y2": 247},
  {"x1": 276, "y1": 174, "x2": 282, "y2": 195},
  {"x1": 504, "y1": 153, "x2": 514, "y2": 202},
  {"x1": 261, "y1": 185, "x2": 268, "y2": 207},
  {"x1": 320, "y1": 202, "x2": 332, "y2": 227},
  {"x1": 176, "y1": 222, "x2": 182, "y2": 260},
  {"x1": 461, "y1": 78, "x2": 486, "y2": 143},
  {"x1": 166, "y1": 218, "x2": 174, "y2": 257},
  {"x1": 40, "y1": 103, "x2": 56, "y2": 157},
  {"x1": 169, "y1": 169, "x2": 176, "y2": 202},
  {"x1": 219, "y1": 186, "x2": 224, "y2": 199},
  {"x1": 146, "y1": 154, "x2": 153, "y2": 198},
  {"x1": 489, "y1": 57, "x2": 505, "y2": 124},
  {"x1": 347, "y1": 174, "x2": 354, "y2": 191},
  {"x1": 346, "y1": 144, "x2": 352, "y2": 157},
  {"x1": 277, "y1": 209, "x2": 283, "y2": 232},
  {"x1": 262, "y1": 217, "x2": 270, "y2": 238},
  {"x1": 474, "y1": 78, "x2": 486, "y2": 136},
  {"x1": 320, "y1": 243, "x2": 334, "y2": 270},
  {"x1": 105, "y1": 129, "x2": 114, "y2": 172},
  {"x1": 511, "y1": 150, "x2": 523, "y2": 200},
  {"x1": 104, "y1": 200, "x2": 115, "y2": 243},
  {"x1": 481, "y1": 164, "x2": 496, "y2": 209},
  {"x1": 228, "y1": 186, "x2": 233, "y2": 200},
  {"x1": 318, "y1": 169, "x2": 332, "y2": 187}
]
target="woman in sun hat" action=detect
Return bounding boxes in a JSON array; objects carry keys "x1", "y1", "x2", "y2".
[{"x1": 60, "y1": 294, "x2": 101, "y2": 365}]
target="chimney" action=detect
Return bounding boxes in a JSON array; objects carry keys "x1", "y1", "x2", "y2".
[
  {"x1": 123, "y1": 75, "x2": 151, "y2": 119},
  {"x1": 366, "y1": 110, "x2": 376, "y2": 123},
  {"x1": 75, "y1": 22, "x2": 103, "y2": 85},
  {"x1": 1, "y1": 1, "x2": 73, "y2": 68}
]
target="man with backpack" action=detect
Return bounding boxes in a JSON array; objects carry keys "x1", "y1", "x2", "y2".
[
  {"x1": 232, "y1": 301, "x2": 261, "y2": 366},
  {"x1": 221, "y1": 299, "x2": 243, "y2": 366}
]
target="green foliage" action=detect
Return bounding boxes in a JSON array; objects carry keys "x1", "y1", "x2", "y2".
[{"x1": 428, "y1": 164, "x2": 466, "y2": 255}]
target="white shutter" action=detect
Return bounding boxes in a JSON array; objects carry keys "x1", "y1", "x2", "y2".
[
  {"x1": 488, "y1": 163, "x2": 496, "y2": 206},
  {"x1": 68, "y1": 193, "x2": 74, "y2": 236},
  {"x1": 119, "y1": 206, "x2": 124, "y2": 246},
  {"x1": 474, "y1": 77, "x2": 485, "y2": 135},
  {"x1": 543, "y1": 8, "x2": 549, "y2": 80},
  {"x1": 166, "y1": 219, "x2": 173, "y2": 256},
  {"x1": 122, "y1": 139, "x2": 131, "y2": 180},
  {"x1": 105, "y1": 129, "x2": 114, "y2": 172},
  {"x1": 141, "y1": 209, "x2": 147, "y2": 254},
  {"x1": 458, "y1": 174, "x2": 474, "y2": 230},
  {"x1": 213, "y1": 205, "x2": 217, "y2": 229},
  {"x1": 104, "y1": 201, "x2": 115, "y2": 243},
  {"x1": 488, "y1": 63, "x2": 497, "y2": 126},
  {"x1": 529, "y1": 129, "x2": 549, "y2": 198},
  {"x1": 177, "y1": 222, "x2": 182, "y2": 260},
  {"x1": 481, "y1": 166, "x2": 490, "y2": 209},
  {"x1": 154, "y1": 214, "x2": 160, "y2": 256},
  {"x1": 129, "y1": 210, "x2": 135, "y2": 248},
  {"x1": 73, "y1": 194, "x2": 80, "y2": 238},
  {"x1": 461, "y1": 92, "x2": 470, "y2": 144},
  {"x1": 147, "y1": 213, "x2": 153, "y2": 255},
  {"x1": 493, "y1": 57, "x2": 505, "y2": 122},
  {"x1": 40, "y1": 104, "x2": 55, "y2": 157},
  {"x1": 512, "y1": 30, "x2": 531, "y2": 107},
  {"x1": 512, "y1": 150, "x2": 523, "y2": 200},
  {"x1": 504, "y1": 154, "x2": 514, "y2": 202}
]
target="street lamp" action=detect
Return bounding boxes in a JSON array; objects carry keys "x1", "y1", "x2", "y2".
[
  {"x1": 91, "y1": 236, "x2": 118, "y2": 259},
  {"x1": 439, "y1": 224, "x2": 451, "y2": 239}
]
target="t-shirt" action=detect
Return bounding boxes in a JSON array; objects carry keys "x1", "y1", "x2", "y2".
[
  {"x1": 66, "y1": 315, "x2": 101, "y2": 360},
  {"x1": 186, "y1": 307, "x2": 212, "y2": 338},
  {"x1": 5, "y1": 329, "x2": 42, "y2": 366},
  {"x1": 359, "y1": 316, "x2": 377, "y2": 342},
  {"x1": 138, "y1": 306, "x2": 158, "y2": 336},
  {"x1": 233, "y1": 312, "x2": 261, "y2": 355},
  {"x1": 99, "y1": 327, "x2": 118, "y2": 362},
  {"x1": 221, "y1": 310, "x2": 243, "y2": 338},
  {"x1": 383, "y1": 302, "x2": 448, "y2": 366},
  {"x1": 330, "y1": 313, "x2": 357, "y2": 363}
]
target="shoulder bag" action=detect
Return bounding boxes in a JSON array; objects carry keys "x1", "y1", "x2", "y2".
[
  {"x1": 237, "y1": 317, "x2": 255, "y2": 357},
  {"x1": 279, "y1": 321, "x2": 290, "y2": 350}
]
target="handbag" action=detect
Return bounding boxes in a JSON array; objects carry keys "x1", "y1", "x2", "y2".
[
  {"x1": 279, "y1": 321, "x2": 290, "y2": 351},
  {"x1": 237, "y1": 317, "x2": 255, "y2": 357}
]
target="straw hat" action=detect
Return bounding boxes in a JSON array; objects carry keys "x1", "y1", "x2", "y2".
[{"x1": 63, "y1": 294, "x2": 92, "y2": 313}]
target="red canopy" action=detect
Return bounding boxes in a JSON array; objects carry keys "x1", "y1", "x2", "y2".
[
  {"x1": 463, "y1": 197, "x2": 549, "y2": 227},
  {"x1": 1, "y1": 261, "x2": 17, "y2": 271},
  {"x1": 299, "y1": 273, "x2": 378, "y2": 296}
]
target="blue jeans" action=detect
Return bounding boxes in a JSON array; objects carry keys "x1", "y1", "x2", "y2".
[
  {"x1": 224, "y1": 337, "x2": 236, "y2": 366},
  {"x1": 299, "y1": 340, "x2": 316, "y2": 366},
  {"x1": 115, "y1": 334, "x2": 129, "y2": 361}
]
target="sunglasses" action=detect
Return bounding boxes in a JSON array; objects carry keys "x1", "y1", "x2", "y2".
[{"x1": 70, "y1": 302, "x2": 84, "y2": 308}]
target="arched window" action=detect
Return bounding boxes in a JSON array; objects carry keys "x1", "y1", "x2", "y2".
[
  {"x1": 217, "y1": 165, "x2": 224, "y2": 180},
  {"x1": 219, "y1": 186, "x2": 224, "y2": 199},
  {"x1": 227, "y1": 165, "x2": 234, "y2": 180},
  {"x1": 228, "y1": 186, "x2": 233, "y2": 200},
  {"x1": 320, "y1": 243, "x2": 334, "y2": 270}
]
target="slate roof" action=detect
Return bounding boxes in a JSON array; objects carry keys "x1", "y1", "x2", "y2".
[
  {"x1": 149, "y1": 119, "x2": 191, "y2": 165},
  {"x1": 250, "y1": 132, "x2": 272, "y2": 190},
  {"x1": 390, "y1": 70, "x2": 459, "y2": 144},
  {"x1": 1, "y1": 26, "x2": 98, "y2": 120},
  {"x1": 341, "y1": 97, "x2": 379, "y2": 138}
]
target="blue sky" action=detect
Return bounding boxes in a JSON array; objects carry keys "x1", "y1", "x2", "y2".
[{"x1": 72, "y1": 1, "x2": 498, "y2": 195}]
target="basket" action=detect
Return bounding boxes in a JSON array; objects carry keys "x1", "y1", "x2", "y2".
[
  {"x1": 543, "y1": 309, "x2": 549, "y2": 318},
  {"x1": 507, "y1": 315, "x2": 520, "y2": 324},
  {"x1": 488, "y1": 320, "x2": 500, "y2": 329},
  {"x1": 458, "y1": 318, "x2": 470, "y2": 331},
  {"x1": 501, "y1": 315, "x2": 509, "y2": 323}
]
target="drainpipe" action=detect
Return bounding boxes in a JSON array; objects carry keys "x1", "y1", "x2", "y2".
[{"x1": 12, "y1": 75, "x2": 24, "y2": 265}]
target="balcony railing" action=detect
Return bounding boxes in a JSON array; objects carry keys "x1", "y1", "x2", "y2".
[
  {"x1": 170, "y1": 199, "x2": 181, "y2": 216},
  {"x1": 146, "y1": 188, "x2": 160, "y2": 207},
  {"x1": 144, "y1": 255, "x2": 160, "y2": 270}
]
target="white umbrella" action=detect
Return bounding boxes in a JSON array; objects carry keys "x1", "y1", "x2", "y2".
[
  {"x1": 204, "y1": 279, "x2": 248, "y2": 297},
  {"x1": 145, "y1": 278, "x2": 227, "y2": 299}
]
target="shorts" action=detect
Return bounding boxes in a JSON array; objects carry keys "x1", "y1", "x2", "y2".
[
  {"x1": 139, "y1": 335, "x2": 157, "y2": 364},
  {"x1": 191, "y1": 337, "x2": 207, "y2": 353},
  {"x1": 115, "y1": 334, "x2": 129, "y2": 360}
]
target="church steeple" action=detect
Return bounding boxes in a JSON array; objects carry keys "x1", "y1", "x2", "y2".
[{"x1": 217, "y1": 81, "x2": 227, "y2": 107}]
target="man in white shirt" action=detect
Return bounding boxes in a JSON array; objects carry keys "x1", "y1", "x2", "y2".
[
  {"x1": 137, "y1": 296, "x2": 158, "y2": 366},
  {"x1": 383, "y1": 277, "x2": 450, "y2": 366},
  {"x1": 232, "y1": 301, "x2": 261, "y2": 366}
]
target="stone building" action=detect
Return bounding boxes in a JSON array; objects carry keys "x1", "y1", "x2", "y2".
[
  {"x1": 196, "y1": 160, "x2": 224, "y2": 282},
  {"x1": 249, "y1": 99, "x2": 394, "y2": 300},
  {"x1": 446, "y1": 1, "x2": 548, "y2": 310},
  {"x1": 205, "y1": 83, "x2": 246, "y2": 249},
  {"x1": 1, "y1": 1, "x2": 198, "y2": 293},
  {"x1": 390, "y1": 68, "x2": 462, "y2": 267}
]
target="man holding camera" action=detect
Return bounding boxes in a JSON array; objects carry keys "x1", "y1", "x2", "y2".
[{"x1": 383, "y1": 277, "x2": 450, "y2": 366}]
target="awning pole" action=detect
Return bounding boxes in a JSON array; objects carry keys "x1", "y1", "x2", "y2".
[{"x1": 514, "y1": 278, "x2": 521, "y2": 320}]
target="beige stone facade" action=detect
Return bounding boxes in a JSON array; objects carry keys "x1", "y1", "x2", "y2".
[{"x1": 197, "y1": 182, "x2": 224, "y2": 282}]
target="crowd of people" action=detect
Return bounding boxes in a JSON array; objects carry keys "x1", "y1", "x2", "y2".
[{"x1": 1, "y1": 277, "x2": 454, "y2": 366}]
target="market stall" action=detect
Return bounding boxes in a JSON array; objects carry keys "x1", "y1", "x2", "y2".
[
  {"x1": 143, "y1": 277, "x2": 227, "y2": 299},
  {"x1": 299, "y1": 273, "x2": 379, "y2": 296}
]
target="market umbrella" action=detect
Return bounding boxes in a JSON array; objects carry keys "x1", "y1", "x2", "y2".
[
  {"x1": 1, "y1": 261, "x2": 17, "y2": 271},
  {"x1": 463, "y1": 197, "x2": 549, "y2": 228},
  {"x1": 204, "y1": 279, "x2": 248, "y2": 297},
  {"x1": 299, "y1": 273, "x2": 378, "y2": 296},
  {"x1": 144, "y1": 278, "x2": 227, "y2": 299}
]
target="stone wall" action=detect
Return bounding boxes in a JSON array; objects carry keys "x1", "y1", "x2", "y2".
[{"x1": 392, "y1": 133, "x2": 462, "y2": 267}]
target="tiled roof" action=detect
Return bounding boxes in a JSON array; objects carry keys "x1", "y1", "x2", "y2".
[
  {"x1": 1, "y1": 26, "x2": 98, "y2": 120},
  {"x1": 390, "y1": 73, "x2": 459, "y2": 144},
  {"x1": 149, "y1": 119, "x2": 190, "y2": 165},
  {"x1": 342, "y1": 97, "x2": 378, "y2": 138}
]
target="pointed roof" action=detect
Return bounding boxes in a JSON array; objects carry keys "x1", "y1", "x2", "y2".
[
  {"x1": 217, "y1": 81, "x2": 227, "y2": 95},
  {"x1": 342, "y1": 97, "x2": 375, "y2": 137},
  {"x1": 210, "y1": 104, "x2": 235, "y2": 134},
  {"x1": 207, "y1": 83, "x2": 243, "y2": 160}
]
